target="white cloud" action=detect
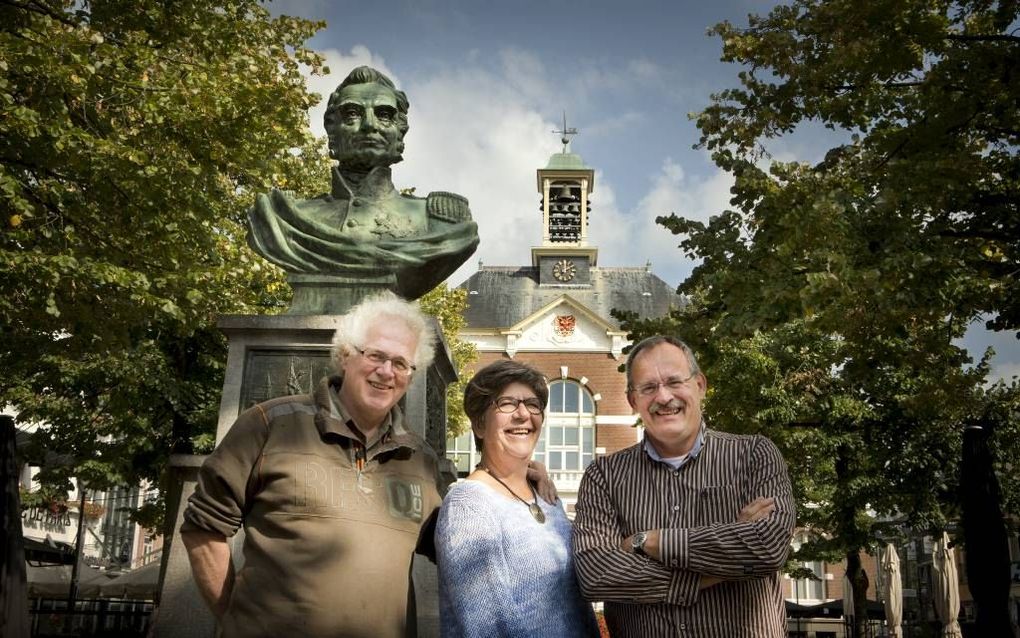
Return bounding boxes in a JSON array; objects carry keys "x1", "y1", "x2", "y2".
[
  {"x1": 397, "y1": 66, "x2": 561, "y2": 285},
  {"x1": 989, "y1": 360, "x2": 1020, "y2": 385},
  {"x1": 958, "y1": 320, "x2": 1020, "y2": 387},
  {"x1": 572, "y1": 56, "x2": 668, "y2": 97},
  {"x1": 591, "y1": 158, "x2": 734, "y2": 286},
  {"x1": 584, "y1": 111, "x2": 645, "y2": 139},
  {"x1": 498, "y1": 49, "x2": 555, "y2": 103}
]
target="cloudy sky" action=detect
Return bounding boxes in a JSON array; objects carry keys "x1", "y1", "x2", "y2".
[{"x1": 270, "y1": 0, "x2": 1018, "y2": 382}]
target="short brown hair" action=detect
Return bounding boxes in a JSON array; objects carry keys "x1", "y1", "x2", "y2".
[
  {"x1": 464, "y1": 360, "x2": 548, "y2": 449},
  {"x1": 625, "y1": 336, "x2": 701, "y2": 390}
]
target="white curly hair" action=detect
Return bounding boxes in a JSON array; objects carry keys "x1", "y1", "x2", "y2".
[{"x1": 331, "y1": 291, "x2": 437, "y2": 372}]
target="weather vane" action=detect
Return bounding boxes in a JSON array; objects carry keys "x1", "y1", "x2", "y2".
[{"x1": 552, "y1": 111, "x2": 578, "y2": 153}]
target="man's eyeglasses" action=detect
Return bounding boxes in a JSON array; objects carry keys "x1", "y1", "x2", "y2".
[
  {"x1": 493, "y1": 396, "x2": 544, "y2": 415},
  {"x1": 356, "y1": 347, "x2": 415, "y2": 376},
  {"x1": 629, "y1": 371, "x2": 698, "y2": 397}
]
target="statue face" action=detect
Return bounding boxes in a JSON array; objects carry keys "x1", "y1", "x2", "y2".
[{"x1": 328, "y1": 83, "x2": 405, "y2": 170}]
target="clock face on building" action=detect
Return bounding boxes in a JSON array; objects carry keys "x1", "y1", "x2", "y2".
[{"x1": 552, "y1": 259, "x2": 576, "y2": 282}]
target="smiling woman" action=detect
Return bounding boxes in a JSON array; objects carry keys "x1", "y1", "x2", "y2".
[{"x1": 435, "y1": 360, "x2": 599, "y2": 638}]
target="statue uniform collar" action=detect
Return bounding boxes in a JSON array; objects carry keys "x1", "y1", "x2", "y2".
[{"x1": 330, "y1": 165, "x2": 398, "y2": 203}]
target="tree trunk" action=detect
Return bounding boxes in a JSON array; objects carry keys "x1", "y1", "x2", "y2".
[
  {"x1": 846, "y1": 549, "x2": 870, "y2": 638},
  {"x1": 1, "y1": 415, "x2": 31, "y2": 638},
  {"x1": 961, "y1": 422, "x2": 1012, "y2": 637}
]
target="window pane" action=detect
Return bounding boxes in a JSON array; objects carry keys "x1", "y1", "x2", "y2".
[
  {"x1": 549, "y1": 451, "x2": 562, "y2": 470},
  {"x1": 456, "y1": 432, "x2": 471, "y2": 448},
  {"x1": 582, "y1": 453, "x2": 593, "y2": 468},
  {"x1": 453, "y1": 453, "x2": 469, "y2": 472},
  {"x1": 582, "y1": 392, "x2": 593, "y2": 413},
  {"x1": 550, "y1": 382, "x2": 564, "y2": 412},
  {"x1": 534, "y1": 436, "x2": 545, "y2": 453},
  {"x1": 550, "y1": 426, "x2": 563, "y2": 446},
  {"x1": 564, "y1": 426, "x2": 579, "y2": 446},
  {"x1": 582, "y1": 427, "x2": 593, "y2": 452},
  {"x1": 566, "y1": 451, "x2": 579, "y2": 469},
  {"x1": 564, "y1": 385, "x2": 579, "y2": 412},
  {"x1": 532, "y1": 452, "x2": 545, "y2": 464}
]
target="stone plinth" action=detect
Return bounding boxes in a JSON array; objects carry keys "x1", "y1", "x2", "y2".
[
  {"x1": 286, "y1": 273, "x2": 395, "y2": 315},
  {"x1": 151, "y1": 455, "x2": 215, "y2": 638},
  {"x1": 154, "y1": 313, "x2": 457, "y2": 637}
]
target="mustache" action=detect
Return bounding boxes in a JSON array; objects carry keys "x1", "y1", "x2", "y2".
[{"x1": 650, "y1": 398, "x2": 683, "y2": 415}]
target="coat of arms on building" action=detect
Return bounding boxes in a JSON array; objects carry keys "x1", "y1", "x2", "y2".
[{"x1": 553, "y1": 314, "x2": 576, "y2": 338}]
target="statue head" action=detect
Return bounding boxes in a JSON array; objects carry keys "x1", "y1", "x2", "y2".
[{"x1": 324, "y1": 66, "x2": 410, "y2": 171}]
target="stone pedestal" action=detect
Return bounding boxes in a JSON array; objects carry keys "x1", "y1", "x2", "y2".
[
  {"x1": 286, "y1": 273, "x2": 395, "y2": 315},
  {"x1": 154, "y1": 313, "x2": 457, "y2": 637},
  {"x1": 151, "y1": 455, "x2": 215, "y2": 638}
]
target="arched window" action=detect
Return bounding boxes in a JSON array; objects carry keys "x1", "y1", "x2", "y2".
[{"x1": 533, "y1": 380, "x2": 595, "y2": 472}]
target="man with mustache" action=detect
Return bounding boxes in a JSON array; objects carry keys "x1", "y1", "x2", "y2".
[{"x1": 573, "y1": 336, "x2": 795, "y2": 637}]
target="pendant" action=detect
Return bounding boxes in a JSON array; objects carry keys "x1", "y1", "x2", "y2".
[{"x1": 529, "y1": 502, "x2": 546, "y2": 524}]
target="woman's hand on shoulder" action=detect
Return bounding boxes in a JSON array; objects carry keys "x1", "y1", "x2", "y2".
[{"x1": 527, "y1": 460, "x2": 558, "y2": 504}]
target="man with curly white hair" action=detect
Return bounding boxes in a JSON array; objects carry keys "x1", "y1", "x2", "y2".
[{"x1": 181, "y1": 291, "x2": 447, "y2": 638}]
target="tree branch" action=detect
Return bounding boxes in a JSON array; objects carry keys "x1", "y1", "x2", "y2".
[
  {"x1": 937, "y1": 229, "x2": 1017, "y2": 242},
  {"x1": 1, "y1": 0, "x2": 79, "y2": 28},
  {"x1": 945, "y1": 34, "x2": 1020, "y2": 44},
  {"x1": 828, "y1": 81, "x2": 926, "y2": 91}
]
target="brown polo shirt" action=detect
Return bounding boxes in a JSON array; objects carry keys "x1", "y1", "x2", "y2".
[{"x1": 183, "y1": 375, "x2": 443, "y2": 637}]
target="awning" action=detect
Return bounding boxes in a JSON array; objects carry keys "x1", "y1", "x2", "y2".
[
  {"x1": 23, "y1": 537, "x2": 76, "y2": 566},
  {"x1": 97, "y1": 560, "x2": 160, "y2": 600},
  {"x1": 800, "y1": 598, "x2": 886, "y2": 620},
  {"x1": 26, "y1": 562, "x2": 114, "y2": 598}
]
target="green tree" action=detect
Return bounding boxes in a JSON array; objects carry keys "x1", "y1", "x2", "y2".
[
  {"x1": 618, "y1": 1, "x2": 1018, "y2": 632},
  {"x1": 695, "y1": 0, "x2": 1018, "y2": 336},
  {"x1": 1, "y1": 0, "x2": 330, "y2": 521},
  {"x1": 419, "y1": 283, "x2": 477, "y2": 438}
]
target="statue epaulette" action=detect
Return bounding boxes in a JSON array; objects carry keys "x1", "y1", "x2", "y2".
[{"x1": 426, "y1": 191, "x2": 471, "y2": 223}]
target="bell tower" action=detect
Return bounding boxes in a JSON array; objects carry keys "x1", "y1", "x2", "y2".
[{"x1": 533, "y1": 114, "x2": 597, "y2": 286}]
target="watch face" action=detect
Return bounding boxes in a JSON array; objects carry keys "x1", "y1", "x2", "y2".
[
  {"x1": 552, "y1": 258, "x2": 576, "y2": 282},
  {"x1": 632, "y1": 531, "x2": 647, "y2": 553}
]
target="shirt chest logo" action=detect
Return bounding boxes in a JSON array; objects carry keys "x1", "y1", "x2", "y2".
[
  {"x1": 289, "y1": 461, "x2": 424, "y2": 523},
  {"x1": 385, "y1": 476, "x2": 424, "y2": 522}
]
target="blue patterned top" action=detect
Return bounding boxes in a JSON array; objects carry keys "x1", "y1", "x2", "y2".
[{"x1": 436, "y1": 480, "x2": 599, "y2": 638}]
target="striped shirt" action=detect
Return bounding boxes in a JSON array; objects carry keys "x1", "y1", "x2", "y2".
[{"x1": 573, "y1": 428, "x2": 795, "y2": 638}]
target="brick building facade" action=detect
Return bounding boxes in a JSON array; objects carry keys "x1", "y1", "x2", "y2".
[{"x1": 446, "y1": 140, "x2": 683, "y2": 511}]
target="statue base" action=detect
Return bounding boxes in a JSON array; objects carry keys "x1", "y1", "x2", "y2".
[
  {"x1": 286, "y1": 272, "x2": 396, "y2": 315},
  {"x1": 153, "y1": 313, "x2": 457, "y2": 637}
]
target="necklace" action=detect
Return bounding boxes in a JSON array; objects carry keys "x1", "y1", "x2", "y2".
[{"x1": 481, "y1": 467, "x2": 545, "y2": 524}]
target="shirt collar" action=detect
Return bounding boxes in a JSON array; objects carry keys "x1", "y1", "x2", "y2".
[
  {"x1": 643, "y1": 420, "x2": 706, "y2": 470},
  {"x1": 330, "y1": 165, "x2": 398, "y2": 202}
]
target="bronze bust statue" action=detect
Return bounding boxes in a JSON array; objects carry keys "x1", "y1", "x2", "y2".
[{"x1": 247, "y1": 66, "x2": 479, "y2": 313}]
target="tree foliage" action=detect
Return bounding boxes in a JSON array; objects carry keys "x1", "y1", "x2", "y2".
[
  {"x1": 419, "y1": 283, "x2": 477, "y2": 438},
  {"x1": 1, "y1": 0, "x2": 330, "y2": 505},
  {"x1": 619, "y1": 0, "x2": 1018, "y2": 628},
  {"x1": 694, "y1": 0, "x2": 1018, "y2": 336}
]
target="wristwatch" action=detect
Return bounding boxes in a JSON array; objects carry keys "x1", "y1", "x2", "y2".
[{"x1": 631, "y1": 531, "x2": 648, "y2": 557}]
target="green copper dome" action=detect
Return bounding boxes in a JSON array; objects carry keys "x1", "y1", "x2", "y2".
[{"x1": 544, "y1": 152, "x2": 590, "y2": 170}]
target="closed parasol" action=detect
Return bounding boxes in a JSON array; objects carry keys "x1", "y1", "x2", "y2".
[
  {"x1": 932, "y1": 532, "x2": 963, "y2": 638},
  {"x1": 881, "y1": 543, "x2": 903, "y2": 638}
]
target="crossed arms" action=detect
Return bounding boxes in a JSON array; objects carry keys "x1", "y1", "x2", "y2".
[{"x1": 571, "y1": 435, "x2": 795, "y2": 606}]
